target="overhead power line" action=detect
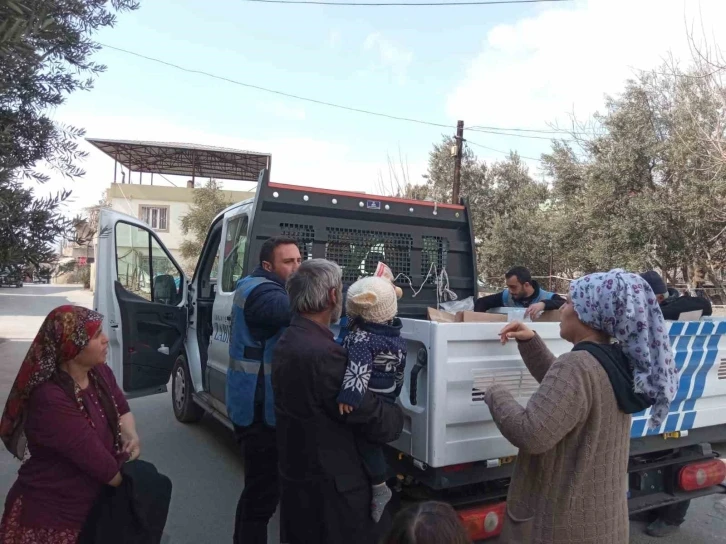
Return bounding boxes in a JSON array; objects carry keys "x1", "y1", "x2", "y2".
[
  {"x1": 99, "y1": 43, "x2": 452, "y2": 130},
  {"x1": 99, "y1": 43, "x2": 591, "y2": 142},
  {"x1": 243, "y1": 0, "x2": 571, "y2": 5},
  {"x1": 468, "y1": 126, "x2": 574, "y2": 141},
  {"x1": 469, "y1": 124, "x2": 591, "y2": 136},
  {"x1": 467, "y1": 139, "x2": 541, "y2": 161}
]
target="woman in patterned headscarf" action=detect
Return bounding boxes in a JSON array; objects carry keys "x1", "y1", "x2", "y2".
[
  {"x1": 485, "y1": 269, "x2": 678, "y2": 544},
  {"x1": 0, "y1": 305, "x2": 140, "y2": 544}
]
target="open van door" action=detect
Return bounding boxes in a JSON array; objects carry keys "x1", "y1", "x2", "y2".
[{"x1": 94, "y1": 209, "x2": 187, "y2": 398}]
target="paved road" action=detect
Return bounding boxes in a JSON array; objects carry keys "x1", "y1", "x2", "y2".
[{"x1": 0, "y1": 284, "x2": 724, "y2": 543}]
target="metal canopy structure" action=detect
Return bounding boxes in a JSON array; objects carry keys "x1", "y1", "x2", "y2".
[{"x1": 86, "y1": 138, "x2": 271, "y2": 183}]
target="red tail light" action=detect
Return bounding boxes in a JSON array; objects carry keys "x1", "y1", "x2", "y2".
[
  {"x1": 678, "y1": 459, "x2": 726, "y2": 491},
  {"x1": 458, "y1": 501, "x2": 506, "y2": 541},
  {"x1": 443, "y1": 463, "x2": 474, "y2": 473}
]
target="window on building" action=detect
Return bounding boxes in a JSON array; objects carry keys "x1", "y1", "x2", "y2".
[{"x1": 139, "y1": 205, "x2": 169, "y2": 231}]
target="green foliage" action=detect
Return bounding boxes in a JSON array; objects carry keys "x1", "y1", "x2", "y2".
[
  {"x1": 179, "y1": 179, "x2": 235, "y2": 270},
  {"x1": 542, "y1": 65, "x2": 726, "y2": 296},
  {"x1": 421, "y1": 136, "x2": 550, "y2": 279},
  {"x1": 0, "y1": 170, "x2": 76, "y2": 267},
  {"x1": 0, "y1": 0, "x2": 137, "y2": 267},
  {"x1": 419, "y1": 63, "x2": 726, "y2": 297},
  {"x1": 1, "y1": 0, "x2": 139, "y2": 181}
]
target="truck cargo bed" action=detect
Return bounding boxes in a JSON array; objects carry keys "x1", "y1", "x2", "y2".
[{"x1": 392, "y1": 318, "x2": 726, "y2": 469}]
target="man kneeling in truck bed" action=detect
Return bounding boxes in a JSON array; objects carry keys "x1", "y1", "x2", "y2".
[{"x1": 474, "y1": 266, "x2": 566, "y2": 319}]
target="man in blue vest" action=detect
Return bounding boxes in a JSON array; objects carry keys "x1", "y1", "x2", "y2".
[
  {"x1": 474, "y1": 266, "x2": 565, "y2": 318},
  {"x1": 229, "y1": 236, "x2": 302, "y2": 544}
]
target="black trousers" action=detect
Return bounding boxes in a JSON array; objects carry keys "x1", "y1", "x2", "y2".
[
  {"x1": 356, "y1": 395, "x2": 396, "y2": 485},
  {"x1": 233, "y1": 421, "x2": 280, "y2": 544},
  {"x1": 657, "y1": 500, "x2": 690, "y2": 526}
]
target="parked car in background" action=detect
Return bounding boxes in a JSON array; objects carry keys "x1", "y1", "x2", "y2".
[
  {"x1": 32, "y1": 269, "x2": 51, "y2": 284},
  {"x1": 0, "y1": 266, "x2": 23, "y2": 288}
]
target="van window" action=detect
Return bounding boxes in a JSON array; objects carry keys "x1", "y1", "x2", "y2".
[
  {"x1": 115, "y1": 221, "x2": 182, "y2": 305},
  {"x1": 222, "y1": 215, "x2": 249, "y2": 292}
]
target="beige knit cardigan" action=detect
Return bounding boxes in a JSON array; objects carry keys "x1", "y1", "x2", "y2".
[{"x1": 485, "y1": 334, "x2": 631, "y2": 544}]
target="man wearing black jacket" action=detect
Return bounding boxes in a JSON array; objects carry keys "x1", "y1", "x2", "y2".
[
  {"x1": 639, "y1": 270, "x2": 712, "y2": 537},
  {"x1": 273, "y1": 259, "x2": 404, "y2": 544},
  {"x1": 475, "y1": 266, "x2": 566, "y2": 319},
  {"x1": 641, "y1": 271, "x2": 713, "y2": 321}
]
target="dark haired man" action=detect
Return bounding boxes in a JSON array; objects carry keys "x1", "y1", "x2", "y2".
[
  {"x1": 229, "y1": 236, "x2": 302, "y2": 544},
  {"x1": 474, "y1": 266, "x2": 565, "y2": 319}
]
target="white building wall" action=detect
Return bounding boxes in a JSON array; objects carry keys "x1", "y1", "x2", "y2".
[
  {"x1": 109, "y1": 197, "x2": 190, "y2": 262},
  {"x1": 107, "y1": 183, "x2": 253, "y2": 270}
]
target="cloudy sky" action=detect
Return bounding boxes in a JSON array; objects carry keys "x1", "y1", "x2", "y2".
[{"x1": 31, "y1": 0, "x2": 726, "y2": 214}]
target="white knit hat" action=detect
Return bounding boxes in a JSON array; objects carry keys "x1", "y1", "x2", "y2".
[{"x1": 346, "y1": 276, "x2": 400, "y2": 324}]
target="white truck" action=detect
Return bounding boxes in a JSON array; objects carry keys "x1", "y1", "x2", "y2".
[{"x1": 94, "y1": 170, "x2": 726, "y2": 542}]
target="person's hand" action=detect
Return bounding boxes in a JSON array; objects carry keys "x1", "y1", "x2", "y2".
[
  {"x1": 121, "y1": 431, "x2": 141, "y2": 462},
  {"x1": 524, "y1": 302, "x2": 545, "y2": 320},
  {"x1": 338, "y1": 403, "x2": 354, "y2": 415},
  {"x1": 499, "y1": 321, "x2": 536, "y2": 345}
]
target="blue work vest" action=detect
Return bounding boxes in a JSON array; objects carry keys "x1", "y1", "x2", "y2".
[
  {"x1": 334, "y1": 316, "x2": 349, "y2": 345},
  {"x1": 227, "y1": 276, "x2": 285, "y2": 427},
  {"x1": 502, "y1": 287, "x2": 555, "y2": 308}
]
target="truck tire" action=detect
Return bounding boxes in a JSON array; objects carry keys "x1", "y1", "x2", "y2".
[{"x1": 172, "y1": 355, "x2": 204, "y2": 423}]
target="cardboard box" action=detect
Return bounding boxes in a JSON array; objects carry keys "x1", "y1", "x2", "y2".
[
  {"x1": 427, "y1": 308, "x2": 559, "y2": 323},
  {"x1": 455, "y1": 311, "x2": 507, "y2": 323},
  {"x1": 427, "y1": 307, "x2": 456, "y2": 323}
]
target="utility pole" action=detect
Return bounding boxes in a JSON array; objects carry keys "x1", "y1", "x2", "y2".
[
  {"x1": 549, "y1": 241, "x2": 554, "y2": 292},
  {"x1": 452, "y1": 120, "x2": 464, "y2": 204}
]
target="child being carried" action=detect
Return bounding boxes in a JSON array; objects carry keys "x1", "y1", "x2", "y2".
[{"x1": 337, "y1": 263, "x2": 407, "y2": 523}]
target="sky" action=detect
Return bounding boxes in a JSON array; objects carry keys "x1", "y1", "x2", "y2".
[{"x1": 29, "y1": 0, "x2": 726, "y2": 215}]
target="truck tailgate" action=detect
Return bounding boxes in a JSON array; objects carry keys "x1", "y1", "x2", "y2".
[{"x1": 392, "y1": 318, "x2": 726, "y2": 468}]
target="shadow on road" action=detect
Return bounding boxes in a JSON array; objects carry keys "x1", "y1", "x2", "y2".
[
  {"x1": 0, "y1": 285, "x2": 91, "y2": 318},
  {"x1": 0, "y1": 296, "x2": 86, "y2": 317}
]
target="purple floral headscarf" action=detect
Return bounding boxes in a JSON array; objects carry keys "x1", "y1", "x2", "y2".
[{"x1": 569, "y1": 269, "x2": 679, "y2": 429}]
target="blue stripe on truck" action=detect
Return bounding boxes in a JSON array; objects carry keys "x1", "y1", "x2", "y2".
[
  {"x1": 682, "y1": 334, "x2": 721, "y2": 412},
  {"x1": 629, "y1": 320, "x2": 723, "y2": 439},
  {"x1": 631, "y1": 419, "x2": 646, "y2": 438},
  {"x1": 681, "y1": 411, "x2": 697, "y2": 431},
  {"x1": 686, "y1": 321, "x2": 701, "y2": 335},
  {"x1": 664, "y1": 413, "x2": 680, "y2": 433},
  {"x1": 668, "y1": 335, "x2": 693, "y2": 413}
]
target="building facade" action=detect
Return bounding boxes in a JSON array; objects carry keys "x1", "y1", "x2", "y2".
[{"x1": 107, "y1": 183, "x2": 254, "y2": 265}]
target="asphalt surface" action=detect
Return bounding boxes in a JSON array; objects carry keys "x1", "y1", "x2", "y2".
[{"x1": 0, "y1": 284, "x2": 724, "y2": 544}]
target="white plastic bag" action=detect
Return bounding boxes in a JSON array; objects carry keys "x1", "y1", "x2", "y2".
[{"x1": 439, "y1": 296, "x2": 474, "y2": 314}]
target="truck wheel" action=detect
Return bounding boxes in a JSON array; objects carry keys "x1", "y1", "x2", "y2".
[{"x1": 172, "y1": 355, "x2": 204, "y2": 423}]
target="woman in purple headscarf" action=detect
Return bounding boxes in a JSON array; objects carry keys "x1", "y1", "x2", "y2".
[{"x1": 485, "y1": 269, "x2": 678, "y2": 544}]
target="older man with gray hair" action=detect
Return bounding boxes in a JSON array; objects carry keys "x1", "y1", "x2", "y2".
[{"x1": 272, "y1": 259, "x2": 404, "y2": 544}]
